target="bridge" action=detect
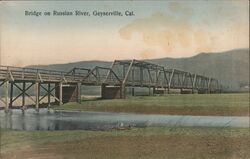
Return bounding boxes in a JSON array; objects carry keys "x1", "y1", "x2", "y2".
[{"x1": 0, "y1": 59, "x2": 221, "y2": 111}]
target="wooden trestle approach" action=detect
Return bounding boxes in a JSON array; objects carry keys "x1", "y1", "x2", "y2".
[{"x1": 0, "y1": 59, "x2": 221, "y2": 111}]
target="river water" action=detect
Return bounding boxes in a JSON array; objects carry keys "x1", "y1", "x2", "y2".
[{"x1": 0, "y1": 109, "x2": 248, "y2": 131}]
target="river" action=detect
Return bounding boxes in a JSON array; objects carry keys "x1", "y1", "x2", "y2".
[{"x1": 0, "y1": 109, "x2": 248, "y2": 131}]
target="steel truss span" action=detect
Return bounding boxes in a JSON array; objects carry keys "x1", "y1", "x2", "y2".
[{"x1": 0, "y1": 59, "x2": 221, "y2": 111}]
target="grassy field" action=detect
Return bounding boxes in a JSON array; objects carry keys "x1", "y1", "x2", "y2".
[
  {"x1": 1, "y1": 127, "x2": 249, "y2": 159},
  {"x1": 54, "y1": 93, "x2": 249, "y2": 116}
]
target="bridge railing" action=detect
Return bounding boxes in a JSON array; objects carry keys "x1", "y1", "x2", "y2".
[{"x1": 0, "y1": 65, "x2": 88, "y2": 82}]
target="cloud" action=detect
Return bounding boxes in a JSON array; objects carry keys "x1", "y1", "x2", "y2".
[
  {"x1": 119, "y1": 2, "x2": 249, "y2": 57},
  {"x1": 119, "y1": 3, "x2": 195, "y2": 56}
]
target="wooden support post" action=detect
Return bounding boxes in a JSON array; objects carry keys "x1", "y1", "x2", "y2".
[
  {"x1": 9, "y1": 82, "x2": 13, "y2": 108},
  {"x1": 5, "y1": 81, "x2": 9, "y2": 112},
  {"x1": 131, "y1": 87, "x2": 135, "y2": 96},
  {"x1": 59, "y1": 82, "x2": 63, "y2": 105},
  {"x1": 22, "y1": 82, "x2": 26, "y2": 107},
  {"x1": 35, "y1": 82, "x2": 40, "y2": 111},
  {"x1": 48, "y1": 83, "x2": 51, "y2": 107},
  {"x1": 77, "y1": 82, "x2": 81, "y2": 103},
  {"x1": 152, "y1": 87, "x2": 156, "y2": 96}
]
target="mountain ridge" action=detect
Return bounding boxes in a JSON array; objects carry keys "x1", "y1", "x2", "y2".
[{"x1": 28, "y1": 48, "x2": 249, "y2": 91}]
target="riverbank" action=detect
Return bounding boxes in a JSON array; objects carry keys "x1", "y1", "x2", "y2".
[
  {"x1": 54, "y1": 93, "x2": 249, "y2": 116},
  {"x1": 1, "y1": 127, "x2": 249, "y2": 159}
]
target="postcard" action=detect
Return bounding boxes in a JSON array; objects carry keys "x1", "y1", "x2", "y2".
[{"x1": 0, "y1": 1, "x2": 249, "y2": 159}]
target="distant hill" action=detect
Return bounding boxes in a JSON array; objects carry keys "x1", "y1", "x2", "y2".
[
  {"x1": 147, "y1": 49, "x2": 249, "y2": 91},
  {"x1": 28, "y1": 60, "x2": 112, "y2": 71},
  {"x1": 28, "y1": 49, "x2": 249, "y2": 92}
]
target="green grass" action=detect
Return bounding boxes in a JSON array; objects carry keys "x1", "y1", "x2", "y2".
[
  {"x1": 53, "y1": 93, "x2": 249, "y2": 116},
  {"x1": 1, "y1": 127, "x2": 249, "y2": 152},
  {"x1": 61, "y1": 93, "x2": 249, "y2": 108}
]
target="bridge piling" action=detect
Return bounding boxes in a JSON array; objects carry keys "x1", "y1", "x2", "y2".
[
  {"x1": 22, "y1": 82, "x2": 26, "y2": 107},
  {"x1": 101, "y1": 83, "x2": 123, "y2": 99},
  {"x1": 77, "y1": 82, "x2": 81, "y2": 103},
  {"x1": 35, "y1": 82, "x2": 40, "y2": 111},
  {"x1": 48, "y1": 83, "x2": 51, "y2": 107},
  {"x1": 5, "y1": 81, "x2": 9, "y2": 112},
  {"x1": 59, "y1": 82, "x2": 63, "y2": 106},
  {"x1": 152, "y1": 87, "x2": 155, "y2": 96},
  {"x1": 9, "y1": 82, "x2": 13, "y2": 108},
  {"x1": 131, "y1": 87, "x2": 135, "y2": 96}
]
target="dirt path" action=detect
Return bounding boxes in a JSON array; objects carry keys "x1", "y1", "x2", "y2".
[{"x1": 1, "y1": 135, "x2": 249, "y2": 159}]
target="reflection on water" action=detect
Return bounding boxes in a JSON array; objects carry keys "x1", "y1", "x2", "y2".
[{"x1": 0, "y1": 109, "x2": 249, "y2": 131}]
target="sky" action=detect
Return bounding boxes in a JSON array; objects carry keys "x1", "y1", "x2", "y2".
[{"x1": 0, "y1": 0, "x2": 249, "y2": 66}]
